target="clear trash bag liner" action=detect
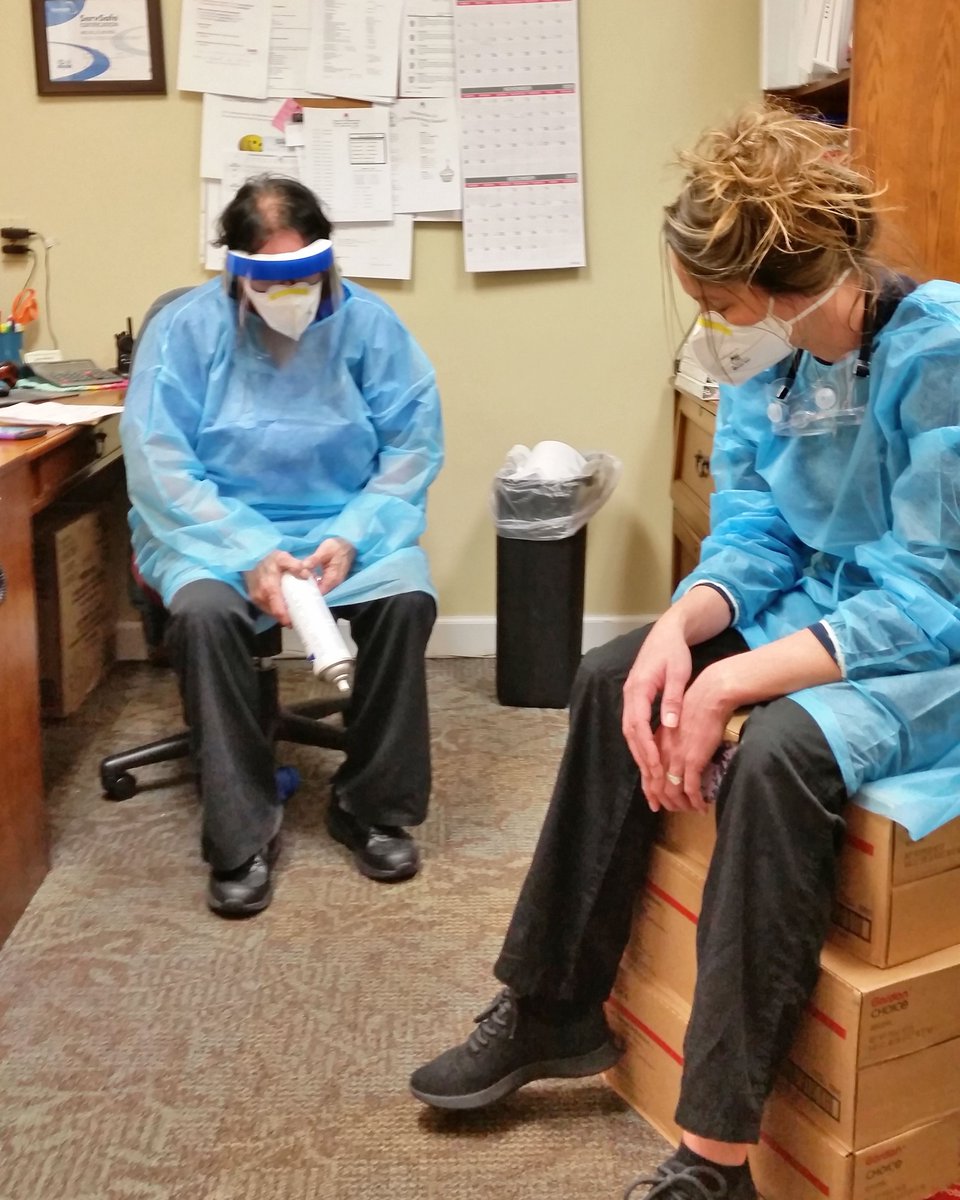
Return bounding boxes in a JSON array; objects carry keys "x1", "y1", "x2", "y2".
[{"x1": 492, "y1": 441, "x2": 621, "y2": 541}]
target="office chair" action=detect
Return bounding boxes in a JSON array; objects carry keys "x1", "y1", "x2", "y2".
[{"x1": 99, "y1": 287, "x2": 348, "y2": 801}]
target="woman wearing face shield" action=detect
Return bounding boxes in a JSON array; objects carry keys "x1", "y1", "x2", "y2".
[
  {"x1": 411, "y1": 106, "x2": 960, "y2": 1199},
  {"x1": 120, "y1": 175, "x2": 443, "y2": 916}
]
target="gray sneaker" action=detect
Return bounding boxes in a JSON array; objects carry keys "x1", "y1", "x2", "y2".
[
  {"x1": 624, "y1": 1159, "x2": 758, "y2": 1199},
  {"x1": 409, "y1": 987, "x2": 622, "y2": 1110}
]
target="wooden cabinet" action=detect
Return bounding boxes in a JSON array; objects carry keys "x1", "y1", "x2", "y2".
[
  {"x1": 0, "y1": 400, "x2": 125, "y2": 948},
  {"x1": 850, "y1": 0, "x2": 960, "y2": 283},
  {"x1": 0, "y1": 460, "x2": 49, "y2": 945},
  {"x1": 670, "y1": 392, "x2": 716, "y2": 591}
]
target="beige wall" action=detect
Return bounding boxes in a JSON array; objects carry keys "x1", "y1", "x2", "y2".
[{"x1": 3, "y1": 2, "x2": 759, "y2": 619}]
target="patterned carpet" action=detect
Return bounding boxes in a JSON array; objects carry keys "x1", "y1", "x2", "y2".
[{"x1": 0, "y1": 658, "x2": 667, "y2": 1200}]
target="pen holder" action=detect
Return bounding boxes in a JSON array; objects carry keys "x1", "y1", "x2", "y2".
[{"x1": 0, "y1": 329, "x2": 23, "y2": 364}]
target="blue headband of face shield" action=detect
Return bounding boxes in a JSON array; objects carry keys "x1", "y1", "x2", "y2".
[{"x1": 225, "y1": 238, "x2": 335, "y2": 282}]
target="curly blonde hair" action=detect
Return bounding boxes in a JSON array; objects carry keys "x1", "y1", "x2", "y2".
[{"x1": 664, "y1": 104, "x2": 884, "y2": 294}]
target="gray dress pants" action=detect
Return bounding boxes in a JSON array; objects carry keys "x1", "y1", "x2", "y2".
[
  {"x1": 166, "y1": 579, "x2": 436, "y2": 872},
  {"x1": 493, "y1": 624, "x2": 849, "y2": 1143}
]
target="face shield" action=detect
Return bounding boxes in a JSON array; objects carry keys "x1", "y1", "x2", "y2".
[{"x1": 225, "y1": 238, "x2": 342, "y2": 341}]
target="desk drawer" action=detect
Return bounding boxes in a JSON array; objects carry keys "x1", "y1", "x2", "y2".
[
  {"x1": 674, "y1": 403, "x2": 715, "y2": 511},
  {"x1": 30, "y1": 415, "x2": 121, "y2": 511}
]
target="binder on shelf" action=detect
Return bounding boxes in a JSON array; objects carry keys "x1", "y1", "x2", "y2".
[
  {"x1": 813, "y1": 0, "x2": 853, "y2": 76},
  {"x1": 761, "y1": 0, "x2": 807, "y2": 90},
  {"x1": 797, "y1": 0, "x2": 826, "y2": 83}
]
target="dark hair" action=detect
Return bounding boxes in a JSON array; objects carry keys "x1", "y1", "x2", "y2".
[{"x1": 215, "y1": 175, "x2": 333, "y2": 252}]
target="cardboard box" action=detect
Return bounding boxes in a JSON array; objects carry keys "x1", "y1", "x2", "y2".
[
  {"x1": 755, "y1": 1097, "x2": 960, "y2": 1200},
  {"x1": 34, "y1": 507, "x2": 111, "y2": 717},
  {"x1": 620, "y1": 842, "x2": 702, "y2": 1003},
  {"x1": 604, "y1": 971, "x2": 960, "y2": 1200},
  {"x1": 658, "y1": 784, "x2": 960, "y2": 969},
  {"x1": 661, "y1": 802, "x2": 960, "y2": 885},
  {"x1": 831, "y1": 817, "x2": 960, "y2": 968},
  {"x1": 784, "y1": 942, "x2": 960, "y2": 1149},
  {"x1": 619, "y1": 844, "x2": 960, "y2": 1149},
  {"x1": 604, "y1": 971, "x2": 686, "y2": 1145}
]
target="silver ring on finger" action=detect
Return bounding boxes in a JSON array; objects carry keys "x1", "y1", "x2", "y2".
[{"x1": 666, "y1": 772, "x2": 682, "y2": 786}]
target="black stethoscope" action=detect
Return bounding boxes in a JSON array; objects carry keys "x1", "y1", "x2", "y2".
[{"x1": 773, "y1": 302, "x2": 876, "y2": 403}]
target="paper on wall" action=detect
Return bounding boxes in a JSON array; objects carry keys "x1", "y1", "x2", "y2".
[
  {"x1": 178, "y1": 0, "x2": 272, "y2": 99},
  {"x1": 400, "y1": 0, "x2": 455, "y2": 98},
  {"x1": 299, "y1": 105, "x2": 393, "y2": 222},
  {"x1": 201, "y1": 95, "x2": 291, "y2": 179},
  {"x1": 268, "y1": 0, "x2": 311, "y2": 97},
  {"x1": 414, "y1": 209, "x2": 461, "y2": 222},
  {"x1": 305, "y1": 0, "x2": 404, "y2": 102},
  {"x1": 222, "y1": 150, "x2": 301, "y2": 195},
  {"x1": 334, "y1": 217, "x2": 414, "y2": 280},
  {"x1": 390, "y1": 99, "x2": 461, "y2": 213},
  {"x1": 201, "y1": 179, "x2": 227, "y2": 272}
]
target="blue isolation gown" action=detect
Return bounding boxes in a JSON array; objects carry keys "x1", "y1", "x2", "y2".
[
  {"x1": 121, "y1": 278, "x2": 443, "y2": 612},
  {"x1": 675, "y1": 281, "x2": 960, "y2": 834}
]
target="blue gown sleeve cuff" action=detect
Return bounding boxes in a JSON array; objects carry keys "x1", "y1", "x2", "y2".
[
  {"x1": 689, "y1": 581, "x2": 737, "y2": 625},
  {"x1": 807, "y1": 620, "x2": 844, "y2": 672}
]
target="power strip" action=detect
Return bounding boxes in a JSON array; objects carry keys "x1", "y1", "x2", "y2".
[{"x1": 23, "y1": 349, "x2": 63, "y2": 364}]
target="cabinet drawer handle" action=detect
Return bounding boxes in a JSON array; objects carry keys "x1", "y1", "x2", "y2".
[
  {"x1": 0, "y1": 564, "x2": 6, "y2": 606},
  {"x1": 694, "y1": 451, "x2": 711, "y2": 477},
  {"x1": 94, "y1": 431, "x2": 108, "y2": 458}
]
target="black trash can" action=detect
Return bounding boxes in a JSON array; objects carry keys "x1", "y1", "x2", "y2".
[{"x1": 494, "y1": 475, "x2": 587, "y2": 708}]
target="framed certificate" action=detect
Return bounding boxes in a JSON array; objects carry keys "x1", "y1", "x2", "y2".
[{"x1": 31, "y1": 0, "x2": 166, "y2": 96}]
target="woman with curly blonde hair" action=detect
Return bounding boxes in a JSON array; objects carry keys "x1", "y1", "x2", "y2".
[{"x1": 411, "y1": 106, "x2": 960, "y2": 1198}]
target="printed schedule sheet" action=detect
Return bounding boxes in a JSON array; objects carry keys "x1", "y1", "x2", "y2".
[{"x1": 454, "y1": 0, "x2": 585, "y2": 273}]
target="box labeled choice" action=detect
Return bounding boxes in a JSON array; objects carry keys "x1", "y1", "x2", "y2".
[
  {"x1": 784, "y1": 942, "x2": 960, "y2": 1149},
  {"x1": 605, "y1": 970, "x2": 960, "y2": 1200},
  {"x1": 619, "y1": 843, "x2": 960, "y2": 1149},
  {"x1": 658, "y1": 785, "x2": 960, "y2": 968},
  {"x1": 620, "y1": 842, "x2": 701, "y2": 1004}
]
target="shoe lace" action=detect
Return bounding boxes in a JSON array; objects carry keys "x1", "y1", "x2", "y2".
[
  {"x1": 623, "y1": 1162, "x2": 729, "y2": 1200},
  {"x1": 467, "y1": 988, "x2": 519, "y2": 1051},
  {"x1": 369, "y1": 826, "x2": 404, "y2": 841}
]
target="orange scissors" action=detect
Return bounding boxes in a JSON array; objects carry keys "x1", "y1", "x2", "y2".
[{"x1": 11, "y1": 287, "x2": 38, "y2": 326}]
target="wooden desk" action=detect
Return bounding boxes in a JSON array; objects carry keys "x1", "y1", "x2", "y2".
[{"x1": 0, "y1": 401, "x2": 123, "y2": 945}]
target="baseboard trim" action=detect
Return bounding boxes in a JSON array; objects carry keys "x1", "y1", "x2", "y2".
[{"x1": 115, "y1": 614, "x2": 656, "y2": 662}]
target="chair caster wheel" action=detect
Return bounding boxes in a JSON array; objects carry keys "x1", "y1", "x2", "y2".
[{"x1": 102, "y1": 771, "x2": 137, "y2": 801}]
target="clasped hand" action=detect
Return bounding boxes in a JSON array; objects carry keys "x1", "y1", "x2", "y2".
[
  {"x1": 622, "y1": 613, "x2": 731, "y2": 813},
  {"x1": 243, "y1": 537, "x2": 356, "y2": 625}
]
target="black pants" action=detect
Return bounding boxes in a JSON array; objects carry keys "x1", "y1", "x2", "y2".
[
  {"x1": 166, "y1": 580, "x2": 436, "y2": 872},
  {"x1": 493, "y1": 624, "x2": 849, "y2": 1143}
]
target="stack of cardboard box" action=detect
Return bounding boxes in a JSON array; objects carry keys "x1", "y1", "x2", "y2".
[
  {"x1": 605, "y1": 715, "x2": 960, "y2": 1200},
  {"x1": 34, "y1": 507, "x2": 113, "y2": 718}
]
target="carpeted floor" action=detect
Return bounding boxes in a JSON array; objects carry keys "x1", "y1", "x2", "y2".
[{"x1": 0, "y1": 657, "x2": 667, "y2": 1200}]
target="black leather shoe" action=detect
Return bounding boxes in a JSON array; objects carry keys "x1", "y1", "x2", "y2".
[
  {"x1": 326, "y1": 801, "x2": 420, "y2": 882},
  {"x1": 207, "y1": 836, "x2": 280, "y2": 917}
]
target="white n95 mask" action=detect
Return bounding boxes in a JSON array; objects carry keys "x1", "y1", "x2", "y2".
[
  {"x1": 687, "y1": 311, "x2": 792, "y2": 385},
  {"x1": 243, "y1": 278, "x2": 321, "y2": 341},
  {"x1": 687, "y1": 271, "x2": 851, "y2": 387}
]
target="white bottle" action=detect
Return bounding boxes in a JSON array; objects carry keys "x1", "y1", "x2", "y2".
[{"x1": 280, "y1": 573, "x2": 354, "y2": 696}]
